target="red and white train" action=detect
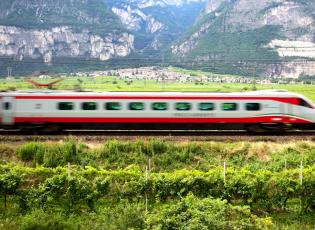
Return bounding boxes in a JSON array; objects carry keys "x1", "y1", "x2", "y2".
[{"x1": 0, "y1": 90, "x2": 314, "y2": 132}]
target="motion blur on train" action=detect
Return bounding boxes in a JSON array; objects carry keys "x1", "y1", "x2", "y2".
[{"x1": 0, "y1": 90, "x2": 314, "y2": 133}]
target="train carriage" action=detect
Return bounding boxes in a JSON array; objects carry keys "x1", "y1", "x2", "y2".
[{"x1": 0, "y1": 90, "x2": 314, "y2": 133}]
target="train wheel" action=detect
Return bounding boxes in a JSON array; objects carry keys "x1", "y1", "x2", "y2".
[
  {"x1": 38, "y1": 125, "x2": 63, "y2": 134},
  {"x1": 246, "y1": 124, "x2": 286, "y2": 134},
  {"x1": 20, "y1": 125, "x2": 63, "y2": 134},
  {"x1": 246, "y1": 124, "x2": 266, "y2": 134}
]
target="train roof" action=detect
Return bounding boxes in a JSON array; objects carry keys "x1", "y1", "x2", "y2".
[{"x1": 0, "y1": 90, "x2": 305, "y2": 98}]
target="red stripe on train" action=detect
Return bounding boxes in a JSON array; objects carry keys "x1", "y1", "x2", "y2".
[
  {"x1": 14, "y1": 96, "x2": 300, "y2": 105},
  {"x1": 14, "y1": 116, "x2": 311, "y2": 124}
]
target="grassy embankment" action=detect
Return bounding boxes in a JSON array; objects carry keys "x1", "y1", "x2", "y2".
[{"x1": 1, "y1": 139, "x2": 315, "y2": 229}]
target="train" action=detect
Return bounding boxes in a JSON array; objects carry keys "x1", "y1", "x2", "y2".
[{"x1": 0, "y1": 90, "x2": 314, "y2": 133}]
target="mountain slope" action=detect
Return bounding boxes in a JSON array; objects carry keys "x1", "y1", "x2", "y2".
[
  {"x1": 105, "y1": 0, "x2": 206, "y2": 53},
  {"x1": 0, "y1": 0, "x2": 135, "y2": 75},
  {"x1": 0, "y1": 0, "x2": 125, "y2": 34},
  {"x1": 171, "y1": 0, "x2": 315, "y2": 77}
]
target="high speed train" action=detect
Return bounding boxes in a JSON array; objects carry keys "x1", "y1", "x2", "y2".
[{"x1": 0, "y1": 90, "x2": 314, "y2": 133}]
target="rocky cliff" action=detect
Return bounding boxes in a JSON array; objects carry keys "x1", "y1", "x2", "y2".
[
  {"x1": 0, "y1": 0, "x2": 207, "y2": 74},
  {"x1": 171, "y1": 0, "x2": 315, "y2": 78},
  {"x1": 0, "y1": 0, "x2": 134, "y2": 69},
  {"x1": 0, "y1": 26, "x2": 134, "y2": 63}
]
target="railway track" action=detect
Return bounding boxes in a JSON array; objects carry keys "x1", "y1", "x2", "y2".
[{"x1": 1, "y1": 129, "x2": 315, "y2": 142}]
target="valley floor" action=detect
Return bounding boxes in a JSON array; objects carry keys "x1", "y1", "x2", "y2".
[{"x1": 1, "y1": 73, "x2": 315, "y2": 102}]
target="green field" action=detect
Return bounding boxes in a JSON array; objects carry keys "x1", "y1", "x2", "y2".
[
  {"x1": 1, "y1": 139, "x2": 315, "y2": 229},
  {"x1": 2, "y1": 75, "x2": 315, "y2": 102}
]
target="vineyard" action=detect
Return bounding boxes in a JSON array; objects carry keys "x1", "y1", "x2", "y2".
[{"x1": 1, "y1": 139, "x2": 315, "y2": 229}]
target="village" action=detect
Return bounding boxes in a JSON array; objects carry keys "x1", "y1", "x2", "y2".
[
  {"x1": 80, "y1": 66, "x2": 310, "y2": 85},
  {"x1": 5, "y1": 66, "x2": 313, "y2": 85}
]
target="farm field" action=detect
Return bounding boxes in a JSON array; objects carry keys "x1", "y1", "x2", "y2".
[
  {"x1": 1, "y1": 139, "x2": 315, "y2": 229},
  {"x1": 2, "y1": 75, "x2": 315, "y2": 102}
]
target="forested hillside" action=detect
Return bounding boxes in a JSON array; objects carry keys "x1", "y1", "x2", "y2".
[{"x1": 170, "y1": 0, "x2": 315, "y2": 77}]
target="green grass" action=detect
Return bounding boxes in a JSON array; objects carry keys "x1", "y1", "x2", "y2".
[
  {"x1": 271, "y1": 211, "x2": 315, "y2": 229},
  {"x1": 2, "y1": 74, "x2": 315, "y2": 102}
]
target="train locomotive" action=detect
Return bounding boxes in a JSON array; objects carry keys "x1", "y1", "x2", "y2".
[{"x1": 0, "y1": 90, "x2": 314, "y2": 133}]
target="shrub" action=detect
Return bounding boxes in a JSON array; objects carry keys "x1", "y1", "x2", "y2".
[
  {"x1": 36, "y1": 174, "x2": 95, "y2": 213},
  {"x1": 43, "y1": 147, "x2": 64, "y2": 168},
  {"x1": 68, "y1": 201, "x2": 146, "y2": 230},
  {"x1": 145, "y1": 194, "x2": 273, "y2": 230},
  {"x1": 94, "y1": 176, "x2": 110, "y2": 199},
  {"x1": 19, "y1": 209, "x2": 75, "y2": 230},
  {"x1": 17, "y1": 141, "x2": 84, "y2": 167},
  {"x1": 17, "y1": 142, "x2": 45, "y2": 162},
  {"x1": 100, "y1": 139, "x2": 131, "y2": 157},
  {"x1": 299, "y1": 167, "x2": 315, "y2": 212},
  {"x1": 150, "y1": 139, "x2": 168, "y2": 155},
  {"x1": 63, "y1": 139, "x2": 78, "y2": 163}
]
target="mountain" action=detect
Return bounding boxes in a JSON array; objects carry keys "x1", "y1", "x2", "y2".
[
  {"x1": 170, "y1": 0, "x2": 315, "y2": 78},
  {"x1": 3, "y1": 0, "x2": 313, "y2": 78},
  {"x1": 0, "y1": 0, "x2": 208, "y2": 75},
  {"x1": 0, "y1": 0, "x2": 134, "y2": 75},
  {"x1": 105, "y1": 0, "x2": 206, "y2": 54}
]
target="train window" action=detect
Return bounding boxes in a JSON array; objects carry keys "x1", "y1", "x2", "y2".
[
  {"x1": 299, "y1": 99, "x2": 313, "y2": 108},
  {"x1": 58, "y1": 102, "x2": 74, "y2": 110},
  {"x1": 129, "y1": 102, "x2": 145, "y2": 110},
  {"x1": 82, "y1": 102, "x2": 98, "y2": 110},
  {"x1": 105, "y1": 102, "x2": 122, "y2": 110},
  {"x1": 199, "y1": 103, "x2": 215, "y2": 111},
  {"x1": 222, "y1": 103, "x2": 238, "y2": 111},
  {"x1": 35, "y1": 104, "x2": 42, "y2": 110},
  {"x1": 3, "y1": 102, "x2": 11, "y2": 110},
  {"x1": 175, "y1": 102, "x2": 191, "y2": 111},
  {"x1": 152, "y1": 102, "x2": 168, "y2": 111},
  {"x1": 245, "y1": 103, "x2": 261, "y2": 111}
]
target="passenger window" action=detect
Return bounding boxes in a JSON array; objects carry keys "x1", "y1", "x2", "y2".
[
  {"x1": 199, "y1": 103, "x2": 215, "y2": 111},
  {"x1": 245, "y1": 103, "x2": 261, "y2": 111},
  {"x1": 105, "y1": 102, "x2": 122, "y2": 110},
  {"x1": 82, "y1": 102, "x2": 97, "y2": 110},
  {"x1": 3, "y1": 102, "x2": 11, "y2": 110},
  {"x1": 175, "y1": 102, "x2": 191, "y2": 111},
  {"x1": 222, "y1": 103, "x2": 238, "y2": 111},
  {"x1": 58, "y1": 102, "x2": 74, "y2": 110},
  {"x1": 152, "y1": 102, "x2": 168, "y2": 111},
  {"x1": 129, "y1": 102, "x2": 145, "y2": 110},
  {"x1": 35, "y1": 104, "x2": 42, "y2": 110}
]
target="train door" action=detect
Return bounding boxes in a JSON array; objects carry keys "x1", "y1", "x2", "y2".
[{"x1": 2, "y1": 97, "x2": 14, "y2": 125}]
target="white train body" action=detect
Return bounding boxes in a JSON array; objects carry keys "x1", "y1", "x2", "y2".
[{"x1": 0, "y1": 90, "x2": 314, "y2": 131}]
